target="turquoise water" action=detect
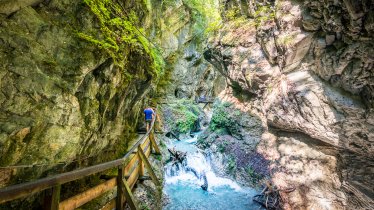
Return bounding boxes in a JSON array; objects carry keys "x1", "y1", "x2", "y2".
[{"x1": 163, "y1": 133, "x2": 263, "y2": 210}]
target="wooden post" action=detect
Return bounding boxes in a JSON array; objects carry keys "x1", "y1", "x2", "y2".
[
  {"x1": 51, "y1": 185, "x2": 61, "y2": 210},
  {"x1": 137, "y1": 145, "x2": 161, "y2": 186},
  {"x1": 149, "y1": 132, "x2": 161, "y2": 155},
  {"x1": 116, "y1": 167, "x2": 124, "y2": 210},
  {"x1": 138, "y1": 147, "x2": 144, "y2": 181},
  {"x1": 122, "y1": 179, "x2": 139, "y2": 210}
]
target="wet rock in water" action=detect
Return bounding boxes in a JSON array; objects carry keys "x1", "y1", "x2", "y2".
[
  {"x1": 200, "y1": 172, "x2": 208, "y2": 191},
  {"x1": 168, "y1": 148, "x2": 187, "y2": 163}
]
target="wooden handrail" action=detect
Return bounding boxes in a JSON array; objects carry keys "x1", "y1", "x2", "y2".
[{"x1": 0, "y1": 116, "x2": 159, "y2": 209}]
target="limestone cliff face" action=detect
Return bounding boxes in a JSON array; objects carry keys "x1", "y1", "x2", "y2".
[
  {"x1": 157, "y1": 0, "x2": 225, "y2": 100},
  {"x1": 204, "y1": 0, "x2": 374, "y2": 209},
  {"x1": 0, "y1": 0, "x2": 165, "y2": 187}
]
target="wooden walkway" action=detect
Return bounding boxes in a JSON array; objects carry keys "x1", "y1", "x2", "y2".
[{"x1": 0, "y1": 118, "x2": 161, "y2": 210}]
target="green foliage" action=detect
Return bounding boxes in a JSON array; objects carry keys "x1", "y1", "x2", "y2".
[
  {"x1": 197, "y1": 135, "x2": 206, "y2": 147},
  {"x1": 253, "y1": 4, "x2": 275, "y2": 27},
  {"x1": 161, "y1": 0, "x2": 177, "y2": 8},
  {"x1": 140, "y1": 203, "x2": 151, "y2": 210},
  {"x1": 159, "y1": 139, "x2": 166, "y2": 148},
  {"x1": 78, "y1": 0, "x2": 164, "y2": 78},
  {"x1": 227, "y1": 156, "x2": 236, "y2": 173},
  {"x1": 182, "y1": 0, "x2": 222, "y2": 38},
  {"x1": 246, "y1": 166, "x2": 263, "y2": 185},
  {"x1": 209, "y1": 102, "x2": 233, "y2": 130},
  {"x1": 164, "y1": 99, "x2": 201, "y2": 134},
  {"x1": 155, "y1": 154, "x2": 162, "y2": 161},
  {"x1": 277, "y1": 33, "x2": 296, "y2": 46},
  {"x1": 226, "y1": 7, "x2": 241, "y2": 21},
  {"x1": 218, "y1": 141, "x2": 228, "y2": 153}
]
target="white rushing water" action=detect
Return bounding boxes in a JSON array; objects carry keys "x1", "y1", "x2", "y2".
[{"x1": 163, "y1": 132, "x2": 262, "y2": 210}]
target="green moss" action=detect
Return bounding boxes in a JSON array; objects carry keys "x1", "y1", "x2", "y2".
[
  {"x1": 140, "y1": 203, "x2": 151, "y2": 210},
  {"x1": 78, "y1": 0, "x2": 165, "y2": 79},
  {"x1": 226, "y1": 6, "x2": 241, "y2": 21},
  {"x1": 182, "y1": 0, "x2": 222, "y2": 39},
  {"x1": 227, "y1": 156, "x2": 236, "y2": 174},
  {"x1": 218, "y1": 141, "x2": 228, "y2": 153},
  {"x1": 253, "y1": 4, "x2": 275, "y2": 28},
  {"x1": 209, "y1": 101, "x2": 233, "y2": 131},
  {"x1": 277, "y1": 33, "x2": 297, "y2": 46},
  {"x1": 163, "y1": 99, "x2": 202, "y2": 134}
]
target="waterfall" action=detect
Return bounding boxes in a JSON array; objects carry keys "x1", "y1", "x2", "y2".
[{"x1": 163, "y1": 132, "x2": 262, "y2": 210}]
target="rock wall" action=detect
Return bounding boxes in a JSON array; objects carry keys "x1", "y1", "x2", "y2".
[
  {"x1": 157, "y1": 0, "x2": 225, "y2": 100},
  {"x1": 0, "y1": 0, "x2": 224, "y2": 208},
  {"x1": 204, "y1": 0, "x2": 374, "y2": 209},
  {"x1": 0, "y1": 0, "x2": 164, "y2": 188}
]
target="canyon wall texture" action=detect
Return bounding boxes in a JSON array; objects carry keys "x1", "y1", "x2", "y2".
[
  {"x1": 203, "y1": 0, "x2": 374, "y2": 209},
  {"x1": 0, "y1": 0, "x2": 166, "y2": 187}
]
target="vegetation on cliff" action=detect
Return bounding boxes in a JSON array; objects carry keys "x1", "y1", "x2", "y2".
[
  {"x1": 162, "y1": 99, "x2": 202, "y2": 135},
  {"x1": 78, "y1": 0, "x2": 165, "y2": 80}
]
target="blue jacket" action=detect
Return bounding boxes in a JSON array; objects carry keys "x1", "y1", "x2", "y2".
[{"x1": 144, "y1": 108, "x2": 154, "y2": 120}]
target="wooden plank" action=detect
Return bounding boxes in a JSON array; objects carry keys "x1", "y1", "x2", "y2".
[
  {"x1": 51, "y1": 185, "x2": 61, "y2": 210},
  {"x1": 59, "y1": 153, "x2": 141, "y2": 210},
  {"x1": 0, "y1": 158, "x2": 125, "y2": 204},
  {"x1": 129, "y1": 174, "x2": 139, "y2": 190},
  {"x1": 127, "y1": 166, "x2": 139, "y2": 189},
  {"x1": 0, "y1": 118, "x2": 157, "y2": 205},
  {"x1": 59, "y1": 178, "x2": 116, "y2": 210},
  {"x1": 145, "y1": 144, "x2": 151, "y2": 157},
  {"x1": 138, "y1": 154, "x2": 144, "y2": 179},
  {"x1": 137, "y1": 145, "x2": 160, "y2": 186},
  {"x1": 116, "y1": 168, "x2": 124, "y2": 210},
  {"x1": 100, "y1": 172, "x2": 139, "y2": 210},
  {"x1": 149, "y1": 133, "x2": 161, "y2": 155},
  {"x1": 122, "y1": 179, "x2": 139, "y2": 210},
  {"x1": 141, "y1": 138, "x2": 150, "y2": 151},
  {"x1": 124, "y1": 154, "x2": 138, "y2": 175},
  {"x1": 139, "y1": 138, "x2": 149, "y2": 179}
]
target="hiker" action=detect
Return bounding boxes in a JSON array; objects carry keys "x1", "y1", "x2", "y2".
[{"x1": 144, "y1": 107, "x2": 155, "y2": 131}]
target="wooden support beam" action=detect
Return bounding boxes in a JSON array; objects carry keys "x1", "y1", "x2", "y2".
[
  {"x1": 137, "y1": 145, "x2": 161, "y2": 186},
  {"x1": 138, "y1": 141, "x2": 145, "y2": 179},
  {"x1": 51, "y1": 185, "x2": 61, "y2": 210},
  {"x1": 149, "y1": 132, "x2": 161, "y2": 155},
  {"x1": 59, "y1": 178, "x2": 116, "y2": 210},
  {"x1": 124, "y1": 154, "x2": 138, "y2": 175},
  {"x1": 122, "y1": 179, "x2": 139, "y2": 210},
  {"x1": 127, "y1": 166, "x2": 139, "y2": 189},
  {"x1": 138, "y1": 153, "x2": 144, "y2": 179},
  {"x1": 116, "y1": 167, "x2": 124, "y2": 210},
  {"x1": 0, "y1": 117, "x2": 160, "y2": 209}
]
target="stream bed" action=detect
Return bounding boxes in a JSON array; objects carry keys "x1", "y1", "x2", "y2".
[{"x1": 163, "y1": 132, "x2": 263, "y2": 210}]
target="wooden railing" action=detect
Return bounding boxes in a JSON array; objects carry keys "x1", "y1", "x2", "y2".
[{"x1": 0, "y1": 118, "x2": 161, "y2": 210}]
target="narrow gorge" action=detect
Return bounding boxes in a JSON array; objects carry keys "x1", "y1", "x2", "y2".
[{"x1": 0, "y1": 0, "x2": 373, "y2": 210}]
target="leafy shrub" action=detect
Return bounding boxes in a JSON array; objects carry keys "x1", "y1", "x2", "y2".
[
  {"x1": 209, "y1": 101, "x2": 233, "y2": 130},
  {"x1": 253, "y1": 4, "x2": 275, "y2": 27},
  {"x1": 182, "y1": 0, "x2": 222, "y2": 38},
  {"x1": 227, "y1": 156, "x2": 236, "y2": 173},
  {"x1": 218, "y1": 141, "x2": 228, "y2": 153},
  {"x1": 163, "y1": 99, "x2": 202, "y2": 134}
]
